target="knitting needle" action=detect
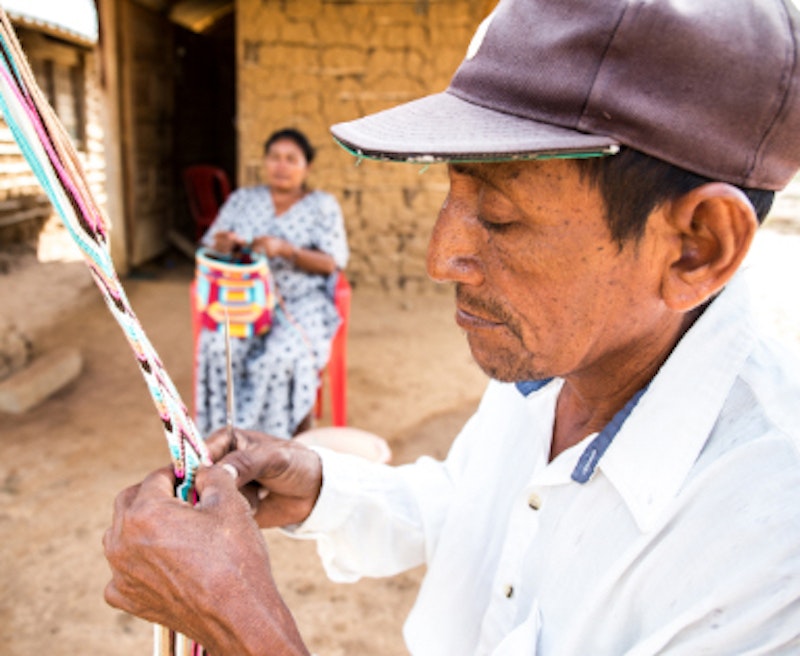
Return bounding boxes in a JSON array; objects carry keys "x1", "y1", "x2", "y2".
[{"x1": 224, "y1": 306, "x2": 235, "y2": 443}]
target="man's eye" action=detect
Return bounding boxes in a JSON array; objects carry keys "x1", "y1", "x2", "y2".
[{"x1": 477, "y1": 214, "x2": 514, "y2": 233}]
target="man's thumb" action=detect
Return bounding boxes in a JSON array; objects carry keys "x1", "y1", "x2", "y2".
[{"x1": 193, "y1": 464, "x2": 239, "y2": 509}]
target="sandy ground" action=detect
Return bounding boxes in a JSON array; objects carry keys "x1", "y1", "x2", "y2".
[{"x1": 0, "y1": 213, "x2": 799, "y2": 655}]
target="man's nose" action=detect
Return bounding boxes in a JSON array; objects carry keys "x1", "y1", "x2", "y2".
[{"x1": 426, "y1": 193, "x2": 484, "y2": 286}]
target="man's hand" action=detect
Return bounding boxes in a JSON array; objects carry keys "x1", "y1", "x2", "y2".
[
  {"x1": 103, "y1": 465, "x2": 308, "y2": 655},
  {"x1": 206, "y1": 428, "x2": 324, "y2": 528}
]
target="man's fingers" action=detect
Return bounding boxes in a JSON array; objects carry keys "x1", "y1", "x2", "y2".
[
  {"x1": 204, "y1": 427, "x2": 237, "y2": 462},
  {"x1": 104, "y1": 579, "x2": 133, "y2": 613},
  {"x1": 194, "y1": 464, "x2": 252, "y2": 514},
  {"x1": 217, "y1": 437, "x2": 316, "y2": 486},
  {"x1": 221, "y1": 463, "x2": 239, "y2": 481},
  {"x1": 137, "y1": 466, "x2": 179, "y2": 498},
  {"x1": 106, "y1": 468, "x2": 182, "y2": 557},
  {"x1": 105, "y1": 482, "x2": 143, "y2": 552},
  {"x1": 214, "y1": 447, "x2": 275, "y2": 487},
  {"x1": 103, "y1": 580, "x2": 123, "y2": 610},
  {"x1": 111, "y1": 482, "x2": 141, "y2": 518},
  {"x1": 200, "y1": 430, "x2": 322, "y2": 527},
  {"x1": 104, "y1": 579, "x2": 160, "y2": 626}
]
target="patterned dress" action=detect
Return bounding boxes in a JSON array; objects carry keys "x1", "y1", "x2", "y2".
[{"x1": 195, "y1": 186, "x2": 349, "y2": 438}]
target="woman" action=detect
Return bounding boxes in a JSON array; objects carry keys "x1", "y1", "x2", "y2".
[{"x1": 196, "y1": 128, "x2": 349, "y2": 438}]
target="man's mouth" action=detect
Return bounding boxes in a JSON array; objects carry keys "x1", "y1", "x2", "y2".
[
  {"x1": 455, "y1": 306, "x2": 504, "y2": 329},
  {"x1": 454, "y1": 285, "x2": 516, "y2": 332}
]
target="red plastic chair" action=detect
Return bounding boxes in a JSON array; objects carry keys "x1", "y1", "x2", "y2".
[
  {"x1": 190, "y1": 272, "x2": 350, "y2": 428},
  {"x1": 183, "y1": 165, "x2": 232, "y2": 241},
  {"x1": 315, "y1": 273, "x2": 351, "y2": 426}
]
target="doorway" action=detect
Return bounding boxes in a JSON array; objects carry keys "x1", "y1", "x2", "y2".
[
  {"x1": 171, "y1": 11, "x2": 236, "y2": 244},
  {"x1": 115, "y1": 0, "x2": 236, "y2": 266}
]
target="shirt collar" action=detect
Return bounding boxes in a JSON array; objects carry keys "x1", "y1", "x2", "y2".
[
  {"x1": 515, "y1": 379, "x2": 552, "y2": 396},
  {"x1": 604, "y1": 273, "x2": 757, "y2": 531},
  {"x1": 514, "y1": 272, "x2": 758, "y2": 532}
]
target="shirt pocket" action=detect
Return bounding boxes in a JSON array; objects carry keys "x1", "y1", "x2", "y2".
[{"x1": 491, "y1": 601, "x2": 542, "y2": 655}]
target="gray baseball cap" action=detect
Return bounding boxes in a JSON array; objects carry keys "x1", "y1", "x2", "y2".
[{"x1": 331, "y1": 0, "x2": 800, "y2": 190}]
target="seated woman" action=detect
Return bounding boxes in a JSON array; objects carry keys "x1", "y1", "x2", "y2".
[{"x1": 195, "y1": 127, "x2": 349, "y2": 438}]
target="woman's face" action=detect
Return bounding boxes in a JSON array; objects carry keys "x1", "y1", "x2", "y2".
[{"x1": 263, "y1": 138, "x2": 309, "y2": 193}]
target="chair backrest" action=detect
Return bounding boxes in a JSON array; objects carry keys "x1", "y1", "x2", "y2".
[{"x1": 183, "y1": 165, "x2": 231, "y2": 241}]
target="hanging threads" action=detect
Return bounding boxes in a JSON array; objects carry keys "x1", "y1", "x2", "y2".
[{"x1": 0, "y1": 10, "x2": 210, "y2": 655}]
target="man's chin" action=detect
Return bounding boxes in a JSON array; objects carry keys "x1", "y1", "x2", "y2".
[{"x1": 467, "y1": 337, "x2": 540, "y2": 382}]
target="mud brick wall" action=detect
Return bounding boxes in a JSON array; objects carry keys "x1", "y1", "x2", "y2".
[{"x1": 237, "y1": 0, "x2": 495, "y2": 292}]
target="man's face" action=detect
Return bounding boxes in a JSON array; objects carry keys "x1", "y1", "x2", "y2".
[{"x1": 427, "y1": 159, "x2": 673, "y2": 383}]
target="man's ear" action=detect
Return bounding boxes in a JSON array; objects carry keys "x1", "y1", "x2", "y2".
[{"x1": 661, "y1": 183, "x2": 757, "y2": 312}]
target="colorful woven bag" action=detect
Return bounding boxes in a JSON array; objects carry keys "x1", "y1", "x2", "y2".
[{"x1": 195, "y1": 247, "x2": 276, "y2": 338}]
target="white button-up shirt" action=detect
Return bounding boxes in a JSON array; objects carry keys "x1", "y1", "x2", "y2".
[{"x1": 296, "y1": 272, "x2": 800, "y2": 654}]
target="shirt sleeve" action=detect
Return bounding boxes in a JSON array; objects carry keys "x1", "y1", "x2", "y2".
[
  {"x1": 289, "y1": 389, "x2": 493, "y2": 583},
  {"x1": 309, "y1": 192, "x2": 349, "y2": 269},
  {"x1": 290, "y1": 450, "x2": 449, "y2": 582}
]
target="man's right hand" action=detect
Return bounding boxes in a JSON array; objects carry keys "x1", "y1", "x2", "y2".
[{"x1": 205, "y1": 428, "x2": 323, "y2": 528}]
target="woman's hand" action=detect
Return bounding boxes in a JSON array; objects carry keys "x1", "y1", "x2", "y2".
[
  {"x1": 206, "y1": 427, "x2": 324, "y2": 528},
  {"x1": 251, "y1": 235, "x2": 295, "y2": 260},
  {"x1": 211, "y1": 230, "x2": 247, "y2": 254},
  {"x1": 103, "y1": 466, "x2": 309, "y2": 655},
  {"x1": 251, "y1": 237, "x2": 338, "y2": 275}
]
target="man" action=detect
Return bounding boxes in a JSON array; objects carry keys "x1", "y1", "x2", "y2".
[{"x1": 104, "y1": 0, "x2": 800, "y2": 653}]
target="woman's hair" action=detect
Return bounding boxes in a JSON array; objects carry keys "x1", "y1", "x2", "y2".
[
  {"x1": 263, "y1": 128, "x2": 316, "y2": 164},
  {"x1": 574, "y1": 147, "x2": 775, "y2": 246}
]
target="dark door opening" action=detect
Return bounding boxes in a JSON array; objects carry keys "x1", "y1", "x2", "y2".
[{"x1": 171, "y1": 10, "x2": 235, "y2": 245}]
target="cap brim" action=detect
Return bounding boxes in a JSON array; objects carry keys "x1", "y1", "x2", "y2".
[{"x1": 331, "y1": 91, "x2": 619, "y2": 163}]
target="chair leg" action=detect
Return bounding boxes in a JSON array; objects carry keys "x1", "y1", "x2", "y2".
[
  {"x1": 329, "y1": 333, "x2": 347, "y2": 427},
  {"x1": 329, "y1": 274, "x2": 350, "y2": 427},
  {"x1": 315, "y1": 375, "x2": 324, "y2": 419}
]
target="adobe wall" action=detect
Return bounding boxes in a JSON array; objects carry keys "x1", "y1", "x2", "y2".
[{"x1": 236, "y1": 0, "x2": 495, "y2": 292}]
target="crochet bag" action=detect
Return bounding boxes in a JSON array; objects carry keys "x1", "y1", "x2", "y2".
[{"x1": 195, "y1": 247, "x2": 276, "y2": 338}]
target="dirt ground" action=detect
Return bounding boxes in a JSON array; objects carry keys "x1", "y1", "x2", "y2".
[{"x1": 1, "y1": 213, "x2": 799, "y2": 655}]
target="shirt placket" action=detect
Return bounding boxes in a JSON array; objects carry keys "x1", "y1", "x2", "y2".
[{"x1": 476, "y1": 481, "x2": 545, "y2": 654}]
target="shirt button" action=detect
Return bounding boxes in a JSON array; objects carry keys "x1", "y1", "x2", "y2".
[
  {"x1": 527, "y1": 492, "x2": 542, "y2": 510},
  {"x1": 503, "y1": 584, "x2": 514, "y2": 598}
]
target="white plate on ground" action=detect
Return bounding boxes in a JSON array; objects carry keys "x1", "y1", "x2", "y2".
[{"x1": 296, "y1": 426, "x2": 392, "y2": 463}]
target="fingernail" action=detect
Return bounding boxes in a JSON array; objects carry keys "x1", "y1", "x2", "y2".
[{"x1": 221, "y1": 463, "x2": 238, "y2": 480}]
